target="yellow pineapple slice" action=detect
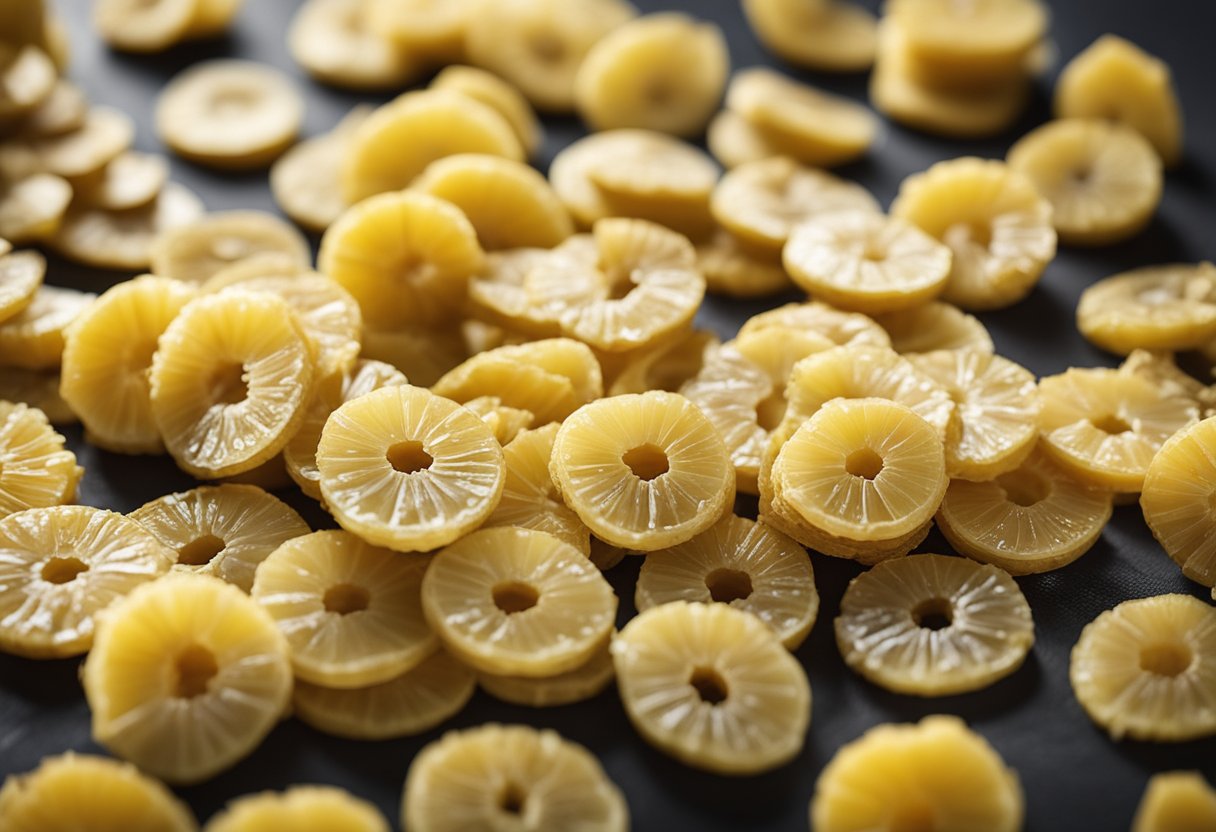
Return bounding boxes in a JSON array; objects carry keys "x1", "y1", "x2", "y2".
[
  {"x1": 706, "y1": 109, "x2": 778, "y2": 170},
  {"x1": 742, "y1": 0, "x2": 877, "y2": 72},
  {"x1": 402, "y1": 724, "x2": 629, "y2": 832},
  {"x1": 92, "y1": 0, "x2": 199, "y2": 53},
  {"x1": 60, "y1": 276, "x2": 196, "y2": 453},
  {"x1": 1055, "y1": 35, "x2": 1183, "y2": 168},
  {"x1": 1132, "y1": 772, "x2": 1216, "y2": 832},
  {"x1": 28, "y1": 107, "x2": 133, "y2": 180},
  {"x1": 466, "y1": 247, "x2": 565, "y2": 336},
  {"x1": 0, "y1": 753, "x2": 197, "y2": 832},
  {"x1": 83, "y1": 573, "x2": 292, "y2": 784},
  {"x1": 1077, "y1": 263, "x2": 1216, "y2": 355},
  {"x1": 589, "y1": 537, "x2": 630, "y2": 571},
  {"x1": 612, "y1": 600, "x2": 810, "y2": 774},
  {"x1": 14, "y1": 80, "x2": 88, "y2": 140},
  {"x1": 316, "y1": 384, "x2": 505, "y2": 552},
  {"x1": 1120, "y1": 350, "x2": 1216, "y2": 414},
  {"x1": 318, "y1": 190, "x2": 485, "y2": 330},
  {"x1": 810, "y1": 715, "x2": 1024, "y2": 832},
  {"x1": 1070, "y1": 593, "x2": 1216, "y2": 741},
  {"x1": 1141, "y1": 416, "x2": 1216, "y2": 587},
  {"x1": 0, "y1": 173, "x2": 72, "y2": 245},
  {"x1": 874, "y1": 301, "x2": 995, "y2": 355},
  {"x1": 0, "y1": 44, "x2": 54, "y2": 122},
  {"x1": 149, "y1": 210, "x2": 310, "y2": 285},
  {"x1": 1038, "y1": 366, "x2": 1198, "y2": 492},
  {"x1": 478, "y1": 639, "x2": 614, "y2": 707},
  {"x1": 891, "y1": 156, "x2": 1057, "y2": 310},
  {"x1": 0, "y1": 249, "x2": 42, "y2": 324},
  {"x1": 359, "y1": 325, "x2": 468, "y2": 388},
  {"x1": 739, "y1": 300, "x2": 892, "y2": 348},
  {"x1": 363, "y1": 0, "x2": 471, "y2": 59},
  {"x1": 0, "y1": 401, "x2": 80, "y2": 519},
  {"x1": 293, "y1": 649, "x2": 475, "y2": 740},
  {"x1": 575, "y1": 13, "x2": 728, "y2": 137},
  {"x1": 609, "y1": 328, "x2": 717, "y2": 395},
  {"x1": 550, "y1": 390, "x2": 734, "y2": 551},
  {"x1": 72, "y1": 152, "x2": 169, "y2": 212},
  {"x1": 0, "y1": 505, "x2": 173, "y2": 658},
  {"x1": 431, "y1": 66, "x2": 544, "y2": 158},
  {"x1": 270, "y1": 105, "x2": 371, "y2": 234},
  {"x1": 1007, "y1": 118, "x2": 1163, "y2": 246},
  {"x1": 695, "y1": 229, "x2": 792, "y2": 297},
  {"x1": 288, "y1": 0, "x2": 417, "y2": 92},
  {"x1": 0, "y1": 285, "x2": 93, "y2": 370},
  {"x1": 204, "y1": 786, "x2": 388, "y2": 832},
  {"x1": 0, "y1": 369, "x2": 76, "y2": 425}
]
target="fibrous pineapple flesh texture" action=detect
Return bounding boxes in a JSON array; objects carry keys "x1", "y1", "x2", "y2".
[
  {"x1": 875, "y1": 301, "x2": 995, "y2": 356},
  {"x1": 478, "y1": 638, "x2": 615, "y2": 707},
  {"x1": 0, "y1": 249, "x2": 43, "y2": 325},
  {"x1": 149, "y1": 210, "x2": 310, "y2": 285},
  {"x1": 741, "y1": 0, "x2": 878, "y2": 73},
  {"x1": 1141, "y1": 416, "x2": 1216, "y2": 587},
  {"x1": 1076, "y1": 262, "x2": 1216, "y2": 355},
  {"x1": 0, "y1": 285, "x2": 94, "y2": 371},
  {"x1": 270, "y1": 104, "x2": 371, "y2": 233},
  {"x1": 738, "y1": 300, "x2": 892, "y2": 349},
  {"x1": 288, "y1": 0, "x2": 418, "y2": 92},
  {"x1": 402, "y1": 723, "x2": 630, "y2": 832},
  {"x1": 130, "y1": 483, "x2": 309, "y2": 592},
  {"x1": 203, "y1": 785, "x2": 389, "y2": 832},
  {"x1": 0, "y1": 505, "x2": 173, "y2": 658},
  {"x1": 430, "y1": 66, "x2": 545, "y2": 158},
  {"x1": 0, "y1": 753, "x2": 198, "y2": 832},
  {"x1": 1132, "y1": 772, "x2": 1216, "y2": 832},
  {"x1": 636, "y1": 514, "x2": 819, "y2": 649},
  {"x1": 83, "y1": 573, "x2": 293, "y2": 784},
  {"x1": 0, "y1": 401, "x2": 81, "y2": 518},
  {"x1": 421, "y1": 526, "x2": 616, "y2": 677},
  {"x1": 550, "y1": 390, "x2": 735, "y2": 551},
  {"x1": 612, "y1": 600, "x2": 811, "y2": 775},
  {"x1": 1070, "y1": 593, "x2": 1216, "y2": 742},
  {"x1": 809, "y1": 715, "x2": 1024, "y2": 832}
]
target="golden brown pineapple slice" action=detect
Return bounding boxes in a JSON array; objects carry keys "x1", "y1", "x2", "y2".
[
  {"x1": 204, "y1": 786, "x2": 388, "y2": 832},
  {"x1": 0, "y1": 285, "x2": 93, "y2": 370},
  {"x1": 270, "y1": 105, "x2": 371, "y2": 233},
  {"x1": 478, "y1": 640, "x2": 615, "y2": 707},
  {"x1": 738, "y1": 300, "x2": 892, "y2": 348},
  {"x1": 742, "y1": 0, "x2": 877, "y2": 72},
  {"x1": 288, "y1": 0, "x2": 417, "y2": 92},
  {"x1": 1077, "y1": 263, "x2": 1216, "y2": 355},
  {"x1": 695, "y1": 230, "x2": 793, "y2": 297},
  {"x1": 1141, "y1": 416, "x2": 1216, "y2": 587},
  {"x1": 874, "y1": 301, "x2": 995, "y2": 355},
  {"x1": 149, "y1": 210, "x2": 310, "y2": 285},
  {"x1": 0, "y1": 249, "x2": 43, "y2": 324},
  {"x1": 1132, "y1": 772, "x2": 1216, "y2": 832},
  {"x1": 431, "y1": 66, "x2": 544, "y2": 158},
  {"x1": 0, "y1": 174, "x2": 72, "y2": 245}
]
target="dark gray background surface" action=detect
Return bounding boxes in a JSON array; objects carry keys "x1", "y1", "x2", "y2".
[{"x1": 3, "y1": 1, "x2": 1216, "y2": 829}]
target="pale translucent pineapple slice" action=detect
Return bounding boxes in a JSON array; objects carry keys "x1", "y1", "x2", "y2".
[
  {"x1": 363, "y1": 0, "x2": 470, "y2": 58},
  {"x1": 0, "y1": 505, "x2": 173, "y2": 658},
  {"x1": 359, "y1": 324, "x2": 468, "y2": 388},
  {"x1": 1077, "y1": 263, "x2": 1216, "y2": 355},
  {"x1": 288, "y1": 0, "x2": 417, "y2": 91},
  {"x1": 270, "y1": 105, "x2": 371, "y2": 233},
  {"x1": 0, "y1": 401, "x2": 80, "y2": 520},
  {"x1": 891, "y1": 156, "x2": 1057, "y2": 310},
  {"x1": 129, "y1": 484, "x2": 309, "y2": 592},
  {"x1": 1007, "y1": 118, "x2": 1163, "y2": 246},
  {"x1": 1070, "y1": 594, "x2": 1216, "y2": 741},
  {"x1": 403, "y1": 724, "x2": 629, "y2": 832},
  {"x1": 550, "y1": 391, "x2": 734, "y2": 551},
  {"x1": 28, "y1": 107, "x2": 133, "y2": 179},
  {"x1": 0, "y1": 44, "x2": 54, "y2": 122},
  {"x1": 0, "y1": 173, "x2": 72, "y2": 245},
  {"x1": 478, "y1": 639, "x2": 614, "y2": 707},
  {"x1": 73, "y1": 152, "x2": 169, "y2": 212},
  {"x1": 93, "y1": 0, "x2": 199, "y2": 52},
  {"x1": 149, "y1": 290, "x2": 316, "y2": 478},
  {"x1": 150, "y1": 210, "x2": 310, "y2": 285},
  {"x1": 612, "y1": 600, "x2": 810, "y2": 774},
  {"x1": 1141, "y1": 416, "x2": 1216, "y2": 587},
  {"x1": 431, "y1": 66, "x2": 544, "y2": 158},
  {"x1": 742, "y1": 0, "x2": 877, "y2": 72},
  {"x1": 706, "y1": 109, "x2": 777, "y2": 170},
  {"x1": 609, "y1": 328, "x2": 717, "y2": 395},
  {"x1": 874, "y1": 301, "x2": 995, "y2": 355},
  {"x1": 1132, "y1": 772, "x2": 1216, "y2": 832},
  {"x1": 0, "y1": 285, "x2": 93, "y2": 370},
  {"x1": 0, "y1": 753, "x2": 197, "y2": 832},
  {"x1": 204, "y1": 786, "x2": 388, "y2": 832},
  {"x1": 810, "y1": 716, "x2": 1024, "y2": 832},
  {"x1": 1038, "y1": 367, "x2": 1198, "y2": 492},
  {"x1": 0, "y1": 249, "x2": 42, "y2": 324},
  {"x1": 696, "y1": 229, "x2": 792, "y2": 297},
  {"x1": 575, "y1": 13, "x2": 728, "y2": 138},
  {"x1": 315, "y1": 385, "x2": 505, "y2": 552},
  {"x1": 83, "y1": 573, "x2": 293, "y2": 784},
  {"x1": 0, "y1": 369, "x2": 76, "y2": 425},
  {"x1": 738, "y1": 300, "x2": 892, "y2": 348},
  {"x1": 293, "y1": 649, "x2": 475, "y2": 740}
]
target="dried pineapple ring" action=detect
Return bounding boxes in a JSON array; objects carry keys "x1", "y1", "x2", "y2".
[
  {"x1": 874, "y1": 301, "x2": 995, "y2": 355},
  {"x1": 72, "y1": 152, "x2": 169, "y2": 212},
  {"x1": 696, "y1": 229, "x2": 792, "y2": 297},
  {"x1": 130, "y1": 484, "x2": 309, "y2": 592},
  {"x1": 30, "y1": 106, "x2": 134, "y2": 179},
  {"x1": 359, "y1": 325, "x2": 468, "y2": 389},
  {"x1": 270, "y1": 105, "x2": 370, "y2": 234},
  {"x1": 1120, "y1": 350, "x2": 1216, "y2": 414},
  {"x1": 1132, "y1": 772, "x2": 1216, "y2": 832},
  {"x1": 1070, "y1": 594, "x2": 1216, "y2": 742},
  {"x1": 0, "y1": 45, "x2": 55, "y2": 120},
  {"x1": 293, "y1": 650, "x2": 475, "y2": 741},
  {"x1": 466, "y1": 247, "x2": 563, "y2": 336},
  {"x1": 15, "y1": 80, "x2": 87, "y2": 139},
  {"x1": 706, "y1": 109, "x2": 778, "y2": 169},
  {"x1": 318, "y1": 190, "x2": 484, "y2": 330},
  {"x1": 412, "y1": 154, "x2": 572, "y2": 250},
  {"x1": 836, "y1": 553, "x2": 1034, "y2": 695},
  {"x1": 0, "y1": 402, "x2": 81, "y2": 518},
  {"x1": 891, "y1": 157, "x2": 1057, "y2": 311},
  {"x1": 93, "y1": 0, "x2": 197, "y2": 53},
  {"x1": 403, "y1": 724, "x2": 629, "y2": 832},
  {"x1": 0, "y1": 753, "x2": 197, "y2": 832},
  {"x1": 739, "y1": 300, "x2": 892, "y2": 348},
  {"x1": 1008, "y1": 118, "x2": 1163, "y2": 247},
  {"x1": 205, "y1": 786, "x2": 388, "y2": 832},
  {"x1": 0, "y1": 285, "x2": 94, "y2": 370},
  {"x1": 0, "y1": 369, "x2": 75, "y2": 425},
  {"x1": 464, "y1": 397, "x2": 533, "y2": 445},
  {"x1": 1142, "y1": 417, "x2": 1216, "y2": 587},
  {"x1": 149, "y1": 290, "x2": 316, "y2": 479},
  {"x1": 1055, "y1": 35, "x2": 1183, "y2": 168},
  {"x1": 575, "y1": 12, "x2": 728, "y2": 137},
  {"x1": 726, "y1": 68, "x2": 877, "y2": 168},
  {"x1": 810, "y1": 716, "x2": 1024, "y2": 832},
  {"x1": 431, "y1": 66, "x2": 544, "y2": 158},
  {"x1": 363, "y1": 0, "x2": 471, "y2": 57},
  {"x1": 742, "y1": 0, "x2": 876, "y2": 72},
  {"x1": 551, "y1": 391, "x2": 735, "y2": 551},
  {"x1": 711, "y1": 156, "x2": 880, "y2": 253},
  {"x1": 613, "y1": 600, "x2": 810, "y2": 774},
  {"x1": 478, "y1": 640, "x2": 614, "y2": 707},
  {"x1": 288, "y1": 0, "x2": 418, "y2": 91},
  {"x1": 1037, "y1": 367, "x2": 1198, "y2": 492},
  {"x1": 316, "y1": 384, "x2": 505, "y2": 552},
  {"x1": 609, "y1": 328, "x2": 717, "y2": 396},
  {"x1": 0, "y1": 174, "x2": 72, "y2": 245},
  {"x1": 83, "y1": 574, "x2": 293, "y2": 784},
  {"x1": 1077, "y1": 263, "x2": 1216, "y2": 355},
  {"x1": 0, "y1": 249, "x2": 43, "y2": 324},
  {"x1": 150, "y1": 210, "x2": 310, "y2": 285}
]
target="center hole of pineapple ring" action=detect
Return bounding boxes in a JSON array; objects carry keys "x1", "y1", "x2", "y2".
[
  {"x1": 623, "y1": 443, "x2": 670, "y2": 481},
  {"x1": 755, "y1": 392, "x2": 787, "y2": 432},
  {"x1": 1139, "y1": 642, "x2": 1193, "y2": 677},
  {"x1": 689, "y1": 666, "x2": 729, "y2": 705},
  {"x1": 1091, "y1": 413, "x2": 1132, "y2": 435},
  {"x1": 209, "y1": 362, "x2": 249, "y2": 406},
  {"x1": 324, "y1": 583, "x2": 371, "y2": 615},
  {"x1": 492, "y1": 581, "x2": 539, "y2": 615},
  {"x1": 41, "y1": 556, "x2": 88, "y2": 584},
  {"x1": 174, "y1": 644, "x2": 219, "y2": 698},
  {"x1": 705, "y1": 568, "x2": 753, "y2": 604},
  {"x1": 845, "y1": 447, "x2": 884, "y2": 480},
  {"x1": 911, "y1": 597, "x2": 953, "y2": 631},
  {"x1": 178, "y1": 534, "x2": 225, "y2": 566},
  {"x1": 498, "y1": 781, "x2": 528, "y2": 815},
  {"x1": 386, "y1": 440, "x2": 433, "y2": 474},
  {"x1": 995, "y1": 470, "x2": 1051, "y2": 508}
]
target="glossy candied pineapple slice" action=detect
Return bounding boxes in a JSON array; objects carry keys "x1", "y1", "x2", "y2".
[
  {"x1": 129, "y1": 484, "x2": 309, "y2": 592},
  {"x1": 478, "y1": 639, "x2": 615, "y2": 707},
  {"x1": 810, "y1": 716, "x2": 1024, "y2": 832},
  {"x1": 1037, "y1": 366, "x2": 1198, "y2": 492},
  {"x1": 0, "y1": 174, "x2": 72, "y2": 245},
  {"x1": 609, "y1": 328, "x2": 717, "y2": 395},
  {"x1": 149, "y1": 210, "x2": 310, "y2": 285},
  {"x1": 83, "y1": 574, "x2": 292, "y2": 784},
  {"x1": 889, "y1": 0, "x2": 1046, "y2": 85},
  {"x1": 575, "y1": 13, "x2": 728, "y2": 137},
  {"x1": 1070, "y1": 594, "x2": 1216, "y2": 741},
  {"x1": 891, "y1": 156, "x2": 1057, "y2": 310},
  {"x1": 422, "y1": 527, "x2": 616, "y2": 676},
  {"x1": 1120, "y1": 350, "x2": 1215, "y2": 413},
  {"x1": 1077, "y1": 263, "x2": 1216, "y2": 355},
  {"x1": 73, "y1": 152, "x2": 169, "y2": 212},
  {"x1": 1132, "y1": 772, "x2": 1216, "y2": 832},
  {"x1": 271, "y1": 105, "x2": 371, "y2": 233},
  {"x1": 466, "y1": 247, "x2": 564, "y2": 336},
  {"x1": 0, "y1": 753, "x2": 197, "y2": 832},
  {"x1": 403, "y1": 724, "x2": 629, "y2": 832},
  {"x1": 550, "y1": 391, "x2": 734, "y2": 551},
  {"x1": 431, "y1": 66, "x2": 544, "y2": 158},
  {"x1": 1055, "y1": 35, "x2": 1183, "y2": 168},
  {"x1": 316, "y1": 385, "x2": 505, "y2": 552},
  {"x1": 288, "y1": 0, "x2": 416, "y2": 91},
  {"x1": 1008, "y1": 118, "x2": 1163, "y2": 246},
  {"x1": 0, "y1": 506, "x2": 172, "y2": 658},
  {"x1": 0, "y1": 285, "x2": 93, "y2": 370},
  {"x1": 612, "y1": 600, "x2": 810, "y2": 775},
  {"x1": 695, "y1": 230, "x2": 792, "y2": 297},
  {"x1": 742, "y1": 0, "x2": 877, "y2": 72},
  {"x1": 738, "y1": 300, "x2": 891, "y2": 348},
  {"x1": 318, "y1": 190, "x2": 484, "y2": 330},
  {"x1": 0, "y1": 249, "x2": 43, "y2": 324},
  {"x1": 149, "y1": 290, "x2": 316, "y2": 478},
  {"x1": 205, "y1": 786, "x2": 388, "y2": 832},
  {"x1": 0, "y1": 405, "x2": 80, "y2": 511},
  {"x1": 1141, "y1": 417, "x2": 1216, "y2": 587},
  {"x1": 874, "y1": 301, "x2": 995, "y2": 355}
]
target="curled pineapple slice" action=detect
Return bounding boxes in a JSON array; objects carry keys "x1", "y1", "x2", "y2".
[
  {"x1": 149, "y1": 210, "x2": 310, "y2": 285},
  {"x1": 874, "y1": 301, "x2": 995, "y2": 355},
  {"x1": 466, "y1": 247, "x2": 564, "y2": 336},
  {"x1": 0, "y1": 249, "x2": 42, "y2": 324},
  {"x1": 810, "y1": 715, "x2": 1024, "y2": 832},
  {"x1": 431, "y1": 66, "x2": 544, "y2": 158},
  {"x1": 288, "y1": 0, "x2": 416, "y2": 92},
  {"x1": 421, "y1": 526, "x2": 616, "y2": 676},
  {"x1": 0, "y1": 286, "x2": 91, "y2": 370},
  {"x1": 891, "y1": 156, "x2": 1057, "y2": 310},
  {"x1": 402, "y1": 724, "x2": 629, "y2": 832},
  {"x1": 479, "y1": 639, "x2": 614, "y2": 707},
  {"x1": 612, "y1": 600, "x2": 810, "y2": 775},
  {"x1": 130, "y1": 484, "x2": 309, "y2": 592},
  {"x1": 739, "y1": 300, "x2": 891, "y2": 348},
  {"x1": 204, "y1": 786, "x2": 388, "y2": 832},
  {"x1": 0, "y1": 173, "x2": 72, "y2": 245},
  {"x1": 610, "y1": 328, "x2": 717, "y2": 395},
  {"x1": 695, "y1": 230, "x2": 792, "y2": 297},
  {"x1": 706, "y1": 109, "x2": 777, "y2": 170},
  {"x1": 1132, "y1": 772, "x2": 1216, "y2": 832},
  {"x1": 742, "y1": 0, "x2": 877, "y2": 72},
  {"x1": 271, "y1": 105, "x2": 371, "y2": 233},
  {"x1": 1070, "y1": 594, "x2": 1216, "y2": 741},
  {"x1": 0, "y1": 753, "x2": 197, "y2": 832},
  {"x1": 316, "y1": 385, "x2": 505, "y2": 552},
  {"x1": 1077, "y1": 263, "x2": 1216, "y2": 355},
  {"x1": 1141, "y1": 417, "x2": 1216, "y2": 587}
]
